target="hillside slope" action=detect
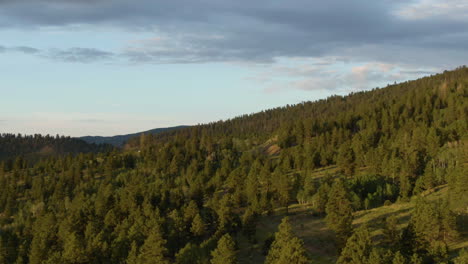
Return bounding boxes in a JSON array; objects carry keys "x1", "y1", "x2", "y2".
[
  {"x1": 79, "y1": 125, "x2": 188, "y2": 147},
  {"x1": 0, "y1": 133, "x2": 112, "y2": 163},
  {"x1": 0, "y1": 67, "x2": 466, "y2": 264}
]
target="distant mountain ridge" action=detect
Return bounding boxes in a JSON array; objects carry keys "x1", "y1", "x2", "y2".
[
  {"x1": 0, "y1": 133, "x2": 112, "y2": 162},
  {"x1": 79, "y1": 125, "x2": 188, "y2": 147}
]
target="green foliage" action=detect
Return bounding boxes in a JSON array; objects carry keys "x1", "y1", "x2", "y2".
[
  {"x1": 337, "y1": 226, "x2": 373, "y2": 264},
  {"x1": 62, "y1": 232, "x2": 88, "y2": 263},
  {"x1": 311, "y1": 181, "x2": 330, "y2": 215},
  {"x1": 337, "y1": 145, "x2": 356, "y2": 176},
  {"x1": 392, "y1": 251, "x2": 406, "y2": 264},
  {"x1": 349, "y1": 174, "x2": 398, "y2": 210},
  {"x1": 401, "y1": 197, "x2": 458, "y2": 262},
  {"x1": 382, "y1": 215, "x2": 400, "y2": 249},
  {"x1": 447, "y1": 165, "x2": 468, "y2": 211},
  {"x1": 136, "y1": 227, "x2": 170, "y2": 264},
  {"x1": 176, "y1": 243, "x2": 202, "y2": 264},
  {"x1": 0, "y1": 133, "x2": 112, "y2": 163},
  {"x1": 367, "y1": 248, "x2": 392, "y2": 264},
  {"x1": 265, "y1": 217, "x2": 309, "y2": 264},
  {"x1": 325, "y1": 179, "x2": 353, "y2": 249},
  {"x1": 210, "y1": 234, "x2": 237, "y2": 264},
  {"x1": 191, "y1": 213, "x2": 207, "y2": 238},
  {"x1": 454, "y1": 249, "x2": 468, "y2": 264},
  {"x1": 0, "y1": 68, "x2": 467, "y2": 263}
]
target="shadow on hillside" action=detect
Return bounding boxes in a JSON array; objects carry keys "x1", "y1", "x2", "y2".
[{"x1": 354, "y1": 206, "x2": 413, "y2": 229}]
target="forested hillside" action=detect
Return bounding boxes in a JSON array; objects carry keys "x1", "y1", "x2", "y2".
[
  {"x1": 80, "y1": 125, "x2": 188, "y2": 147},
  {"x1": 0, "y1": 67, "x2": 467, "y2": 264},
  {"x1": 0, "y1": 133, "x2": 113, "y2": 164}
]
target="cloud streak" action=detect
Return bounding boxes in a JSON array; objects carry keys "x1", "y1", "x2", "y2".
[
  {"x1": 0, "y1": 45, "x2": 114, "y2": 63},
  {"x1": 46, "y1": 47, "x2": 114, "y2": 63},
  {"x1": 251, "y1": 59, "x2": 438, "y2": 93},
  {"x1": 0, "y1": 45, "x2": 40, "y2": 54}
]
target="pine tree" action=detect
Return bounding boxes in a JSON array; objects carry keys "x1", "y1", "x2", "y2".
[
  {"x1": 312, "y1": 182, "x2": 330, "y2": 215},
  {"x1": 245, "y1": 170, "x2": 260, "y2": 208},
  {"x1": 454, "y1": 249, "x2": 468, "y2": 264},
  {"x1": 382, "y1": 215, "x2": 400, "y2": 248},
  {"x1": 191, "y1": 213, "x2": 206, "y2": 237},
  {"x1": 210, "y1": 234, "x2": 237, "y2": 264},
  {"x1": 137, "y1": 227, "x2": 170, "y2": 264},
  {"x1": 410, "y1": 253, "x2": 422, "y2": 264},
  {"x1": 448, "y1": 166, "x2": 468, "y2": 210},
  {"x1": 272, "y1": 167, "x2": 292, "y2": 212},
  {"x1": 367, "y1": 248, "x2": 391, "y2": 264},
  {"x1": 325, "y1": 179, "x2": 353, "y2": 249},
  {"x1": 265, "y1": 217, "x2": 308, "y2": 264},
  {"x1": 337, "y1": 145, "x2": 356, "y2": 176},
  {"x1": 408, "y1": 197, "x2": 458, "y2": 259},
  {"x1": 62, "y1": 232, "x2": 88, "y2": 263},
  {"x1": 428, "y1": 240, "x2": 448, "y2": 263},
  {"x1": 438, "y1": 200, "x2": 458, "y2": 242},
  {"x1": 392, "y1": 251, "x2": 406, "y2": 264},
  {"x1": 176, "y1": 243, "x2": 201, "y2": 264},
  {"x1": 29, "y1": 213, "x2": 57, "y2": 264},
  {"x1": 216, "y1": 194, "x2": 239, "y2": 234},
  {"x1": 183, "y1": 200, "x2": 200, "y2": 226},
  {"x1": 337, "y1": 226, "x2": 372, "y2": 264},
  {"x1": 410, "y1": 198, "x2": 439, "y2": 249},
  {"x1": 126, "y1": 241, "x2": 138, "y2": 264}
]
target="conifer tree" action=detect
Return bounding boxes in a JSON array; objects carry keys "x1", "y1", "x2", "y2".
[
  {"x1": 410, "y1": 253, "x2": 422, "y2": 264},
  {"x1": 382, "y1": 215, "x2": 400, "y2": 248},
  {"x1": 312, "y1": 182, "x2": 330, "y2": 215},
  {"x1": 191, "y1": 213, "x2": 206, "y2": 237},
  {"x1": 137, "y1": 227, "x2": 170, "y2": 264},
  {"x1": 337, "y1": 145, "x2": 356, "y2": 176},
  {"x1": 62, "y1": 232, "x2": 88, "y2": 263},
  {"x1": 392, "y1": 251, "x2": 406, "y2": 264},
  {"x1": 367, "y1": 248, "x2": 391, "y2": 264},
  {"x1": 408, "y1": 197, "x2": 458, "y2": 258},
  {"x1": 325, "y1": 179, "x2": 353, "y2": 249},
  {"x1": 210, "y1": 234, "x2": 237, "y2": 264},
  {"x1": 245, "y1": 171, "x2": 260, "y2": 209},
  {"x1": 126, "y1": 241, "x2": 139, "y2": 264},
  {"x1": 337, "y1": 226, "x2": 372, "y2": 264},
  {"x1": 265, "y1": 217, "x2": 308, "y2": 264},
  {"x1": 275, "y1": 170, "x2": 292, "y2": 212},
  {"x1": 454, "y1": 249, "x2": 468, "y2": 264},
  {"x1": 29, "y1": 213, "x2": 57, "y2": 264},
  {"x1": 176, "y1": 243, "x2": 201, "y2": 264}
]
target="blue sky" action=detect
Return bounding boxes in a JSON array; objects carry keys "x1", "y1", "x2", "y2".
[{"x1": 1, "y1": 0, "x2": 467, "y2": 136}]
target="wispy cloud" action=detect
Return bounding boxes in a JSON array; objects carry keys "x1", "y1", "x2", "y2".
[
  {"x1": 12, "y1": 46, "x2": 40, "y2": 54},
  {"x1": 0, "y1": 45, "x2": 40, "y2": 54},
  {"x1": 46, "y1": 47, "x2": 114, "y2": 63},
  {"x1": 395, "y1": 0, "x2": 468, "y2": 21},
  {"x1": 250, "y1": 59, "x2": 439, "y2": 93},
  {"x1": 0, "y1": 45, "x2": 114, "y2": 63}
]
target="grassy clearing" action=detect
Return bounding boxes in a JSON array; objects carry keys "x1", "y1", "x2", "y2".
[
  {"x1": 236, "y1": 185, "x2": 468, "y2": 264},
  {"x1": 236, "y1": 205, "x2": 336, "y2": 264}
]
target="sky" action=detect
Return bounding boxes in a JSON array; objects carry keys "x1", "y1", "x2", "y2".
[{"x1": 1, "y1": 0, "x2": 467, "y2": 136}]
